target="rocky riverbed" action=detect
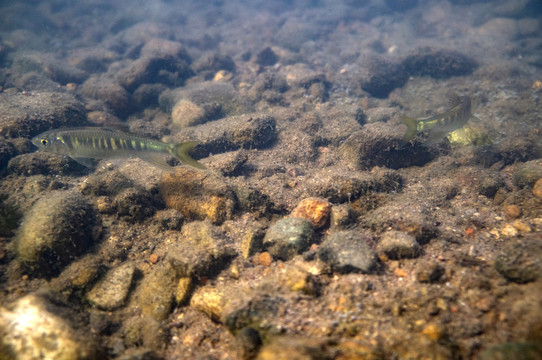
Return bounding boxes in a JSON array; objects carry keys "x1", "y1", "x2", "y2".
[{"x1": 1, "y1": 0, "x2": 541, "y2": 359}]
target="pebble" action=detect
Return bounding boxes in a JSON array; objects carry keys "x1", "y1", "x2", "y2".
[
  {"x1": 263, "y1": 217, "x2": 315, "y2": 260},
  {"x1": 190, "y1": 286, "x2": 228, "y2": 321},
  {"x1": 236, "y1": 327, "x2": 262, "y2": 360},
  {"x1": 330, "y1": 204, "x2": 356, "y2": 229},
  {"x1": 512, "y1": 220, "x2": 531, "y2": 233},
  {"x1": 133, "y1": 261, "x2": 177, "y2": 321},
  {"x1": 86, "y1": 262, "x2": 135, "y2": 310},
  {"x1": 0, "y1": 294, "x2": 97, "y2": 359},
  {"x1": 240, "y1": 223, "x2": 265, "y2": 259},
  {"x1": 378, "y1": 230, "x2": 421, "y2": 260},
  {"x1": 166, "y1": 221, "x2": 236, "y2": 278},
  {"x1": 533, "y1": 178, "x2": 542, "y2": 198},
  {"x1": 318, "y1": 231, "x2": 377, "y2": 274},
  {"x1": 504, "y1": 205, "x2": 521, "y2": 219},
  {"x1": 175, "y1": 277, "x2": 193, "y2": 305},
  {"x1": 500, "y1": 224, "x2": 519, "y2": 237},
  {"x1": 279, "y1": 265, "x2": 319, "y2": 296},
  {"x1": 15, "y1": 191, "x2": 97, "y2": 276},
  {"x1": 495, "y1": 235, "x2": 542, "y2": 283},
  {"x1": 290, "y1": 197, "x2": 332, "y2": 229},
  {"x1": 256, "y1": 252, "x2": 273, "y2": 266},
  {"x1": 416, "y1": 262, "x2": 445, "y2": 283}
]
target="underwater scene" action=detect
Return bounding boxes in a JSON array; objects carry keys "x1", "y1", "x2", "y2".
[{"x1": 0, "y1": 0, "x2": 542, "y2": 359}]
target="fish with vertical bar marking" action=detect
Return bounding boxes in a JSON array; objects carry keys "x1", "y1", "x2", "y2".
[
  {"x1": 401, "y1": 93, "x2": 479, "y2": 147},
  {"x1": 31, "y1": 127, "x2": 205, "y2": 172}
]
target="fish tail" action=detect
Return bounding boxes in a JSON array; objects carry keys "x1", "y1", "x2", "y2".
[
  {"x1": 172, "y1": 141, "x2": 206, "y2": 169},
  {"x1": 400, "y1": 116, "x2": 419, "y2": 145}
]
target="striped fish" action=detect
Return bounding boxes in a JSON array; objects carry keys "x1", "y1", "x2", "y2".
[
  {"x1": 31, "y1": 127, "x2": 205, "y2": 171},
  {"x1": 401, "y1": 93, "x2": 479, "y2": 147}
]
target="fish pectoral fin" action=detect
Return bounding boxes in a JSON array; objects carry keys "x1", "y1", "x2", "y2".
[
  {"x1": 71, "y1": 156, "x2": 96, "y2": 168},
  {"x1": 139, "y1": 153, "x2": 176, "y2": 172},
  {"x1": 469, "y1": 115, "x2": 480, "y2": 122}
]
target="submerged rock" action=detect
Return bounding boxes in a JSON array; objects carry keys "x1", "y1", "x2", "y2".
[
  {"x1": 133, "y1": 261, "x2": 177, "y2": 321},
  {"x1": 263, "y1": 217, "x2": 315, "y2": 260},
  {"x1": 0, "y1": 293, "x2": 100, "y2": 359},
  {"x1": 402, "y1": 47, "x2": 477, "y2": 79},
  {"x1": 378, "y1": 230, "x2": 421, "y2": 259},
  {"x1": 318, "y1": 231, "x2": 377, "y2": 274},
  {"x1": 358, "y1": 55, "x2": 408, "y2": 98},
  {"x1": 166, "y1": 221, "x2": 236, "y2": 278},
  {"x1": 14, "y1": 191, "x2": 98, "y2": 276},
  {"x1": 340, "y1": 122, "x2": 433, "y2": 170},
  {"x1": 160, "y1": 168, "x2": 236, "y2": 224},
  {"x1": 290, "y1": 197, "x2": 332, "y2": 229},
  {"x1": 0, "y1": 91, "x2": 87, "y2": 138},
  {"x1": 495, "y1": 234, "x2": 542, "y2": 283},
  {"x1": 86, "y1": 262, "x2": 135, "y2": 310}
]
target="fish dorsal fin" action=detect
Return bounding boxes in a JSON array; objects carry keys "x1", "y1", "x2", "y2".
[{"x1": 448, "y1": 93, "x2": 463, "y2": 108}]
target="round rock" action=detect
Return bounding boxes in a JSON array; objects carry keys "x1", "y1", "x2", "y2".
[
  {"x1": 378, "y1": 230, "x2": 421, "y2": 259},
  {"x1": 15, "y1": 191, "x2": 98, "y2": 276},
  {"x1": 318, "y1": 231, "x2": 377, "y2": 274},
  {"x1": 263, "y1": 217, "x2": 314, "y2": 260}
]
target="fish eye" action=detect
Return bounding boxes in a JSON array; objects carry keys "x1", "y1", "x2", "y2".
[{"x1": 41, "y1": 139, "x2": 48, "y2": 146}]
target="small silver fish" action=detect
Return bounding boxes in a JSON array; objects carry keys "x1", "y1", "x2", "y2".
[
  {"x1": 32, "y1": 127, "x2": 205, "y2": 172},
  {"x1": 401, "y1": 93, "x2": 479, "y2": 147}
]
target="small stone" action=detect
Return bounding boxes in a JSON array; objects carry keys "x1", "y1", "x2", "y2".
[
  {"x1": 279, "y1": 265, "x2": 319, "y2": 296},
  {"x1": 513, "y1": 220, "x2": 531, "y2": 233},
  {"x1": 0, "y1": 293, "x2": 98, "y2": 359},
  {"x1": 290, "y1": 197, "x2": 332, "y2": 229},
  {"x1": 330, "y1": 204, "x2": 356, "y2": 229},
  {"x1": 378, "y1": 230, "x2": 421, "y2": 260},
  {"x1": 495, "y1": 235, "x2": 542, "y2": 283},
  {"x1": 513, "y1": 161, "x2": 542, "y2": 188},
  {"x1": 133, "y1": 261, "x2": 177, "y2": 321},
  {"x1": 533, "y1": 178, "x2": 542, "y2": 198},
  {"x1": 504, "y1": 205, "x2": 521, "y2": 219},
  {"x1": 175, "y1": 277, "x2": 193, "y2": 305},
  {"x1": 240, "y1": 223, "x2": 265, "y2": 259},
  {"x1": 318, "y1": 231, "x2": 377, "y2": 274},
  {"x1": 256, "y1": 252, "x2": 273, "y2": 267},
  {"x1": 500, "y1": 223, "x2": 519, "y2": 237},
  {"x1": 416, "y1": 261, "x2": 445, "y2": 283},
  {"x1": 149, "y1": 254, "x2": 159, "y2": 264},
  {"x1": 166, "y1": 221, "x2": 236, "y2": 278},
  {"x1": 263, "y1": 217, "x2": 315, "y2": 260},
  {"x1": 190, "y1": 286, "x2": 228, "y2": 321},
  {"x1": 422, "y1": 323, "x2": 444, "y2": 341},
  {"x1": 86, "y1": 262, "x2": 135, "y2": 310},
  {"x1": 479, "y1": 173, "x2": 505, "y2": 198},
  {"x1": 236, "y1": 327, "x2": 262, "y2": 360}
]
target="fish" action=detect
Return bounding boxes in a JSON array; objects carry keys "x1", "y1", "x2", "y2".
[
  {"x1": 31, "y1": 127, "x2": 206, "y2": 172},
  {"x1": 401, "y1": 93, "x2": 479, "y2": 147}
]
